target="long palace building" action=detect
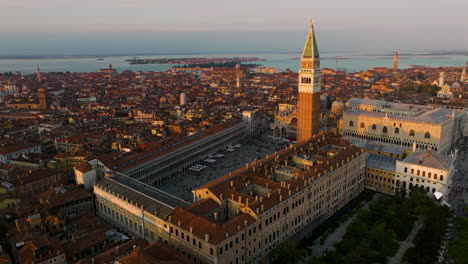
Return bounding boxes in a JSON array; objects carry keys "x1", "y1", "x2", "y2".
[
  {"x1": 342, "y1": 98, "x2": 465, "y2": 154},
  {"x1": 93, "y1": 120, "x2": 248, "y2": 187},
  {"x1": 94, "y1": 132, "x2": 366, "y2": 264}
]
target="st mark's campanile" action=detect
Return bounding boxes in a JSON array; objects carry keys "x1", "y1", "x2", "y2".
[{"x1": 297, "y1": 19, "x2": 321, "y2": 142}]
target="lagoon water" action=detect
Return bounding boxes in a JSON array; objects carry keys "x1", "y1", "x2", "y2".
[{"x1": 0, "y1": 52, "x2": 466, "y2": 74}]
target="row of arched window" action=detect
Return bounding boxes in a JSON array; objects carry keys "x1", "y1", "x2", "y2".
[
  {"x1": 301, "y1": 77, "x2": 312, "y2": 84},
  {"x1": 343, "y1": 130, "x2": 438, "y2": 152},
  {"x1": 404, "y1": 167, "x2": 443, "y2": 181},
  {"x1": 349, "y1": 121, "x2": 431, "y2": 139}
]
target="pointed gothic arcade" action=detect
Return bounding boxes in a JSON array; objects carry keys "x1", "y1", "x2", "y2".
[{"x1": 297, "y1": 19, "x2": 321, "y2": 142}]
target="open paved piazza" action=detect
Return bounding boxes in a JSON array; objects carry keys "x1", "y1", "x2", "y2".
[
  {"x1": 446, "y1": 139, "x2": 468, "y2": 216},
  {"x1": 159, "y1": 134, "x2": 290, "y2": 202}
]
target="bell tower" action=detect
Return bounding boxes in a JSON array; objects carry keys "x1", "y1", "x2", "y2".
[
  {"x1": 297, "y1": 19, "x2": 321, "y2": 142},
  {"x1": 38, "y1": 88, "x2": 47, "y2": 109},
  {"x1": 393, "y1": 51, "x2": 399, "y2": 72}
]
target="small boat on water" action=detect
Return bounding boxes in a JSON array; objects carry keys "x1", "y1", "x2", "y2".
[{"x1": 96, "y1": 58, "x2": 104, "y2": 61}]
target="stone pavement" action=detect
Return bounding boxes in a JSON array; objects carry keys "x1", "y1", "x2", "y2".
[
  {"x1": 447, "y1": 144, "x2": 468, "y2": 216},
  {"x1": 386, "y1": 216, "x2": 425, "y2": 264},
  {"x1": 158, "y1": 134, "x2": 288, "y2": 202}
]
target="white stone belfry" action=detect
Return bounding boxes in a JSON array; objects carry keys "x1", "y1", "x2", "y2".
[
  {"x1": 235, "y1": 64, "x2": 241, "y2": 88},
  {"x1": 36, "y1": 66, "x2": 41, "y2": 81},
  {"x1": 180, "y1": 93, "x2": 186, "y2": 106},
  {"x1": 461, "y1": 64, "x2": 467, "y2": 82},
  {"x1": 438, "y1": 72, "x2": 445, "y2": 87}
]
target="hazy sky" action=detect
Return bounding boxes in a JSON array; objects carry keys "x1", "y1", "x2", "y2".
[{"x1": 1, "y1": 0, "x2": 467, "y2": 56}]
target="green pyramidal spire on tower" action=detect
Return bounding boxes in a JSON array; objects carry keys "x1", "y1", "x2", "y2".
[{"x1": 302, "y1": 19, "x2": 319, "y2": 59}]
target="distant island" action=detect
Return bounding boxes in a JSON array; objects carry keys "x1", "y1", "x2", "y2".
[
  {"x1": 173, "y1": 61, "x2": 261, "y2": 69},
  {"x1": 126, "y1": 57, "x2": 266, "y2": 65}
]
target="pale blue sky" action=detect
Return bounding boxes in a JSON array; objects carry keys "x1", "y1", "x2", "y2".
[{"x1": 1, "y1": 0, "x2": 467, "y2": 55}]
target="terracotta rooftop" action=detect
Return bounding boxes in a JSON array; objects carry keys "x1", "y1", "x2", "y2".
[
  {"x1": 117, "y1": 241, "x2": 195, "y2": 264},
  {"x1": 0, "y1": 143, "x2": 40, "y2": 155},
  {"x1": 74, "y1": 161, "x2": 93, "y2": 173},
  {"x1": 75, "y1": 238, "x2": 149, "y2": 264},
  {"x1": 169, "y1": 132, "x2": 363, "y2": 245},
  {"x1": 17, "y1": 235, "x2": 64, "y2": 264},
  {"x1": 38, "y1": 188, "x2": 94, "y2": 209}
]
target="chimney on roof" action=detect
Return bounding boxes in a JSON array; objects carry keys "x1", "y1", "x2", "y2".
[
  {"x1": 288, "y1": 190, "x2": 291, "y2": 196},
  {"x1": 260, "y1": 197, "x2": 263, "y2": 202},
  {"x1": 190, "y1": 226, "x2": 193, "y2": 233},
  {"x1": 256, "y1": 208, "x2": 259, "y2": 215},
  {"x1": 214, "y1": 212, "x2": 218, "y2": 221},
  {"x1": 178, "y1": 221, "x2": 181, "y2": 227},
  {"x1": 261, "y1": 204, "x2": 264, "y2": 211},
  {"x1": 279, "y1": 195, "x2": 283, "y2": 202},
  {"x1": 237, "y1": 225, "x2": 241, "y2": 231},
  {"x1": 244, "y1": 220, "x2": 248, "y2": 226},
  {"x1": 205, "y1": 234, "x2": 209, "y2": 242},
  {"x1": 267, "y1": 193, "x2": 270, "y2": 198},
  {"x1": 225, "y1": 233, "x2": 229, "y2": 238},
  {"x1": 238, "y1": 196, "x2": 242, "y2": 204},
  {"x1": 230, "y1": 181, "x2": 234, "y2": 187}
]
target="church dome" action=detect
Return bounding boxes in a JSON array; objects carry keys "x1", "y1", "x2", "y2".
[{"x1": 331, "y1": 100, "x2": 344, "y2": 115}]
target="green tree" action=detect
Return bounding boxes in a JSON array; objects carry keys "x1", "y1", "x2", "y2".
[
  {"x1": 346, "y1": 218, "x2": 368, "y2": 238},
  {"x1": 448, "y1": 217, "x2": 468, "y2": 264},
  {"x1": 273, "y1": 239, "x2": 307, "y2": 264}
]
